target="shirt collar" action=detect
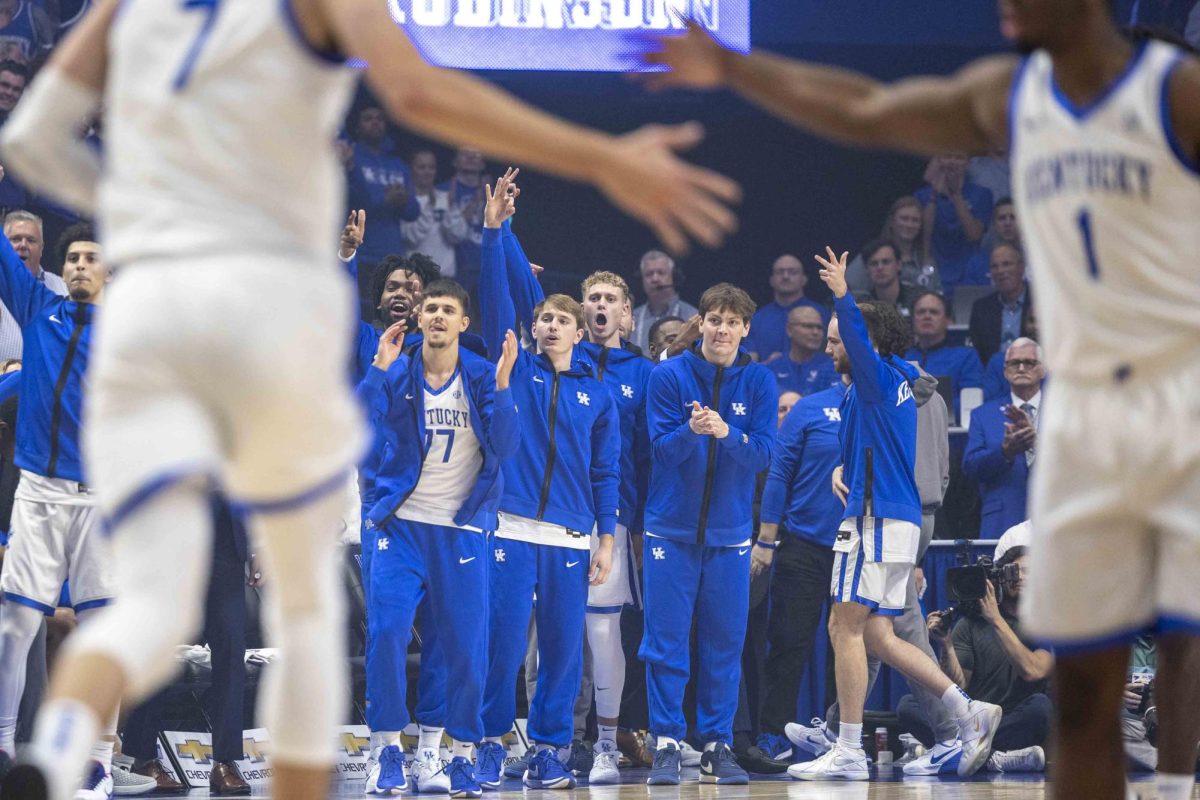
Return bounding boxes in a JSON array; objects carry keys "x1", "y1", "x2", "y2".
[
  {"x1": 1010, "y1": 389, "x2": 1041, "y2": 411},
  {"x1": 1001, "y1": 286, "x2": 1027, "y2": 311}
]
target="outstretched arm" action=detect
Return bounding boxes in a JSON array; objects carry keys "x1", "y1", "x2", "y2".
[
  {"x1": 479, "y1": 175, "x2": 519, "y2": 361},
  {"x1": 305, "y1": 0, "x2": 739, "y2": 254},
  {"x1": 643, "y1": 21, "x2": 1016, "y2": 158}
]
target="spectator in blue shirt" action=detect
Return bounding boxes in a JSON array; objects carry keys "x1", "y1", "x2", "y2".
[
  {"x1": 762, "y1": 305, "x2": 839, "y2": 397},
  {"x1": 965, "y1": 197, "x2": 1022, "y2": 288},
  {"x1": 745, "y1": 254, "x2": 826, "y2": 362},
  {"x1": 346, "y1": 105, "x2": 421, "y2": 267},
  {"x1": 914, "y1": 154, "x2": 993, "y2": 294},
  {"x1": 0, "y1": 59, "x2": 25, "y2": 128},
  {"x1": 437, "y1": 147, "x2": 489, "y2": 300},
  {"x1": 905, "y1": 292, "x2": 984, "y2": 420}
]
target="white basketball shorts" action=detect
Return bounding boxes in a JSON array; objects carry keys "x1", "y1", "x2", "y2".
[
  {"x1": 84, "y1": 257, "x2": 367, "y2": 521},
  {"x1": 830, "y1": 515, "x2": 920, "y2": 617},
  {"x1": 588, "y1": 523, "x2": 632, "y2": 611},
  {"x1": 1023, "y1": 360, "x2": 1200, "y2": 649},
  {"x1": 0, "y1": 471, "x2": 111, "y2": 613}
]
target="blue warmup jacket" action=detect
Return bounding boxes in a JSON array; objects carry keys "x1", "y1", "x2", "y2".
[
  {"x1": 496, "y1": 221, "x2": 652, "y2": 531},
  {"x1": 480, "y1": 226, "x2": 620, "y2": 536},
  {"x1": 760, "y1": 383, "x2": 848, "y2": 548},
  {"x1": 762, "y1": 351, "x2": 840, "y2": 397},
  {"x1": 357, "y1": 345, "x2": 519, "y2": 531},
  {"x1": 0, "y1": 236, "x2": 91, "y2": 483},
  {"x1": 904, "y1": 341, "x2": 984, "y2": 416},
  {"x1": 833, "y1": 294, "x2": 921, "y2": 526},
  {"x1": 644, "y1": 345, "x2": 776, "y2": 546}
]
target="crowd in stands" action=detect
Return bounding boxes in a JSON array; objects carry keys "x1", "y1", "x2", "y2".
[{"x1": 0, "y1": 3, "x2": 1187, "y2": 792}]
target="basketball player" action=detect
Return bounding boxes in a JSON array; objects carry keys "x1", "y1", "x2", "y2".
[
  {"x1": 0, "y1": 2, "x2": 738, "y2": 799},
  {"x1": 476, "y1": 172, "x2": 619, "y2": 791},
  {"x1": 641, "y1": 10, "x2": 1200, "y2": 796},
  {"x1": 486, "y1": 179, "x2": 653, "y2": 785},
  {"x1": 0, "y1": 228, "x2": 113, "y2": 799},
  {"x1": 356, "y1": 283, "x2": 520, "y2": 797}
]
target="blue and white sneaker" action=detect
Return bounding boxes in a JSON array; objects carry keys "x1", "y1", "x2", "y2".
[
  {"x1": 502, "y1": 746, "x2": 533, "y2": 779},
  {"x1": 447, "y1": 756, "x2": 482, "y2": 798},
  {"x1": 756, "y1": 733, "x2": 793, "y2": 761},
  {"x1": 784, "y1": 718, "x2": 835, "y2": 758},
  {"x1": 522, "y1": 748, "x2": 575, "y2": 790},
  {"x1": 474, "y1": 742, "x2": 505, "y2": 790},
  {"x1": 366, "y1": 745, "x2": 408, "y2": 795},
  {"x1": 645, "y1": 745, "x2": 681, "y2": 786},
  {"x1": 699, "y1": 744, "x2": 749, "y2": 785},
  {"x1": 73, "y1": 761, "x2": 113, "y2": 800},
  {"x1": 902, "y1": 741, "x2": 962, "y2": 776}
]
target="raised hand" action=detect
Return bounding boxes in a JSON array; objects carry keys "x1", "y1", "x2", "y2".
[
  {"x1": 483, "y1": 167, "x2": 520, "y2": 229},
  {"x1": 495, "y1": 329, "x2": 519, "y2": 390},
  {"x1": 339, "y1": 209, "x2": 367, "y2": 259},
  {"x1": 594, "y1": 123, "x2": 740, "y2": 254},
  {"x1": 640, "y1": 19, "x2": 730, "y2": 92},
  {"x1": 373, "y1": 321, "x2": 407, "y2": 371},
  {"x1": 665, "y1": 314, "x2": 703, "y2": 358},
  {"x1": 815, "y1": 246, "x2": 849, "y2": 299}
]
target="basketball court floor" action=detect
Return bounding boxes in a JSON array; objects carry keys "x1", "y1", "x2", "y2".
[{"x1": 192, "y1": 768, "x2": 1182, "y2": 799}]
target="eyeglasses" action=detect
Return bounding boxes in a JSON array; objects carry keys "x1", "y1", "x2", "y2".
[{"x1": 1005, "y1": 359, "x2": 1040, "y2": 371}]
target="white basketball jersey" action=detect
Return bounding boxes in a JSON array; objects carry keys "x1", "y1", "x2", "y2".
[
  {"x1": 1010, "y1": 41, "x2": 1200, "y2": 382},
  {"x1": 98, "y1": 0, "x2": 357, "y2": 268},
  {"x1": 396, "y1": 372, "x2": 483, "y2": 531}
]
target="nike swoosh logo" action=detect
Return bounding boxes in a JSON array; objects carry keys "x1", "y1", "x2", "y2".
[
  {"x1": 405, "y1": 394, "x2": 414, "y2": 400},
  {"x1": 738, "y1": 548, "x2": 749, "y2": 555},
  {"x1": 49, "y1": 314, "x2": 62, "y2": 324},
  {"x1": 929, "y1": 749, "x2": 958, "y2": 766},
  {"x1": 565, "y1": 560, "x2": 580, "y2": 568},
  {"x1": 459, "y1": 557, "x2": 476, "y2": 564}
]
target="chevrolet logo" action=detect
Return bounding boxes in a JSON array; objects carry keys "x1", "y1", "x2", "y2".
[
  {"x1": 340, "y1": 732, "x2": 370, "y2": 757},
  {"x1": 176, "y1": 740, "x2": 213, "y2": 764},
  {"x1": 242, "y1": 737, "x2": 270, "y2": 764}
]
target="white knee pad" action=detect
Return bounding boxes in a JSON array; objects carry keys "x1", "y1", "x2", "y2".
[
  {"x1": 585, "y1": 612, "x2": 625, "y2": 720},
  {"x1": 252, "y1": 491, "x2": 347, "y2": 766},
  {"x1": 65, "y1": 484, "x2": 212, "y2": 701}
]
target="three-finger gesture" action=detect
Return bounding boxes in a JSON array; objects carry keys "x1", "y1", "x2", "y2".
[
  {"x1": 339, "y1": 209, "x2": 367, "y2": 260},
  {"x1": 483, "y1": 167, "x2": 520, "y2": 229},
  {"x1": 815, "y1": 246, "x2": 849, "y2": 300}
]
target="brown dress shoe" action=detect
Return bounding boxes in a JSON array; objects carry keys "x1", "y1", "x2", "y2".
[
  {"x1": 131, "y1": 759, "x2": 185, "y2": 792},
  {"x1": 209, "y1": 761, "x2": 251, "y2": 796},
  {"x1": 616, "y1": 729, "x2": 655, "y2": 768}
]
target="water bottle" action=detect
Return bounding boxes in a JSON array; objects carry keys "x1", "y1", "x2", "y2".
[{"x1": 875, "y1": 727, "x2": 893, "y2": 764}]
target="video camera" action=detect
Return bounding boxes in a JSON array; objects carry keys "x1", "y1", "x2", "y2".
[{"x1": 942, "y1": 554, "x2": 1020, "y2": 618}]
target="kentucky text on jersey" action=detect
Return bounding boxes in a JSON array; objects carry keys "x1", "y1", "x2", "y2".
[
  {"x1": 1022, "y1": 150, "x2": 1152, "y2": 206},
  {"x1": 425, "y1": 407, "x2": 471, "y2": 429}
]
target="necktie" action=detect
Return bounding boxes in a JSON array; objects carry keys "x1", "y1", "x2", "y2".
[{"x1": 1021, "y1": 403, "x2": 1037, "y2": 466}]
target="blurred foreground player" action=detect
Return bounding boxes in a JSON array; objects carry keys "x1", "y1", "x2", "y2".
[
  {"x1": 0, "y1": 2, "x2": 739, "y2": 799},
  {"x1": 645, "y1": 4, "x2": 1200, "y2": 797}
]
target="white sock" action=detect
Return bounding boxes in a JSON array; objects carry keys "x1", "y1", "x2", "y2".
[
  {"x1": 28, "y1": 698, "x2": 101, "y2": 799},
  {"x1": 90, "y1": 739, "x2": 114, "y2": 772},
  {"x1": 656, "y1": 736, "x2": 678, "y2": 751},
  {"x1": 370, "y1": 731, "x2": 401, "y2": 753},
  {"x1": 838, "y1": 722, "x2": 863, "y2": 751},
  {"x1": 418, "y1": 726, "x2": 444, "y2": 754},
  {"x1": 484, "y1": 736, "x2": 505, "y2": 745},
  {"x1": 941, "y1": 685, "x2": 972, "y2": 720},
  {"x1": 451, "y1": 740, "x2": 473, "y2": 760},
  {"x1": 597, "y1": 724, "x2": 617, "y2": 745},
  {"x1": 1155, "y1": 773, "x2": 1195, "y2": 800}
]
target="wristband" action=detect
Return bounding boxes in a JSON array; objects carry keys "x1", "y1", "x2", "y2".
[{"x1": 753, "y1": 539, "x2": 778, "y2": 550}]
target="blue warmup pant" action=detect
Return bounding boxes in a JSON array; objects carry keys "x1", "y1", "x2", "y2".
[
  {"x1": 365, "y1": 517, "x2": 489, "y2": 742},
  {"x1": 482, "y1": 538, "x2": 588, "y2": 747},
  {"x1": 639, "y1": 537, "x2": 750, "y2": 745}
]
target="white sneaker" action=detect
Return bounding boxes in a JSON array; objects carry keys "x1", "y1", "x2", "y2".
[
  {"x1": 787, "y1": 744, "x2": 869, "y2": 781},
  {"x1": 986, "y1": 745, "x2": 1045, "y2": 773},
  {"x1": 902, "y1": 740, "x2": 962, "y2": 776},
  {"x1": 588, "y1": 742, "x2": 621, "y2": 786},
  {"x1": 785, "y1": 718, "x2": 835, "y2": 758},
  {"x1": 678, "y1": 740, "x2": 701, "y2": 768},
  {"x1": 957, "y1": 700, "x2": 1003, "y2": 776},
  {"x1": 74, "y1": 761, "x2": 114, "y2": 800},
  {"x1": 412, "y1": 748, "x2": 451, "y2": 793},
  {"x1": 111, "y1": 763, "x2": 156, "y2": 796}
]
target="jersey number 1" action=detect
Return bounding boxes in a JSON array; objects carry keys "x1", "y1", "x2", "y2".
[
  {"x1": 1076, "y1": 209, "x2": 1102, "y2": 280},
  {"x1": 174, "y1": 0, "x2": 223, "y2": 91}
]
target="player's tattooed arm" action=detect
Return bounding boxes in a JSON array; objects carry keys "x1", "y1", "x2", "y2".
[{"x1": 642, "y1": 20, "x2": 1016, "y2": 157}]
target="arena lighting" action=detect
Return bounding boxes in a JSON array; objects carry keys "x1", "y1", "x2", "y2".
[{"x1": 384, "y1": 0, "x2": 750, "y2": 71}]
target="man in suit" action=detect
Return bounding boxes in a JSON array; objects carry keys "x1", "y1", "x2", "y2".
[
  {"x1": 967, "y1": 243, "x2": 1033, "y2": 365},
  {"x1": 962, "y1": 338, "x2": 1045, "y2": 540}
]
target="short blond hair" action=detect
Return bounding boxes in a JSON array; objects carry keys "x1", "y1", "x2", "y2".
[
  {"x1": 580, "y1": 271, "x2": 631, "y2": 303},
  {"x1": 534, "y1": 293, "x2": 584, "y2": 330}
]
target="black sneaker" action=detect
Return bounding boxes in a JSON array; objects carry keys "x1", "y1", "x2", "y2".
[
  {"x1": 1, "y1": 761, "x2": 50, "y2": 800},
  {"x1": 503, "y1": 746, "x2": 534, "y2": 779},
  {"x1": 699, "y1": 743, "x2": 750, "y2": 785},
  {"x1": 565, "y1": 740, "x2": 594, "y2": 776},
  {"x1": 733, "y1": 743, "x2": 789, "y2": 775},
  {"x1": 646, "y1": 744, "x2": 681, "y2": 786}
]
